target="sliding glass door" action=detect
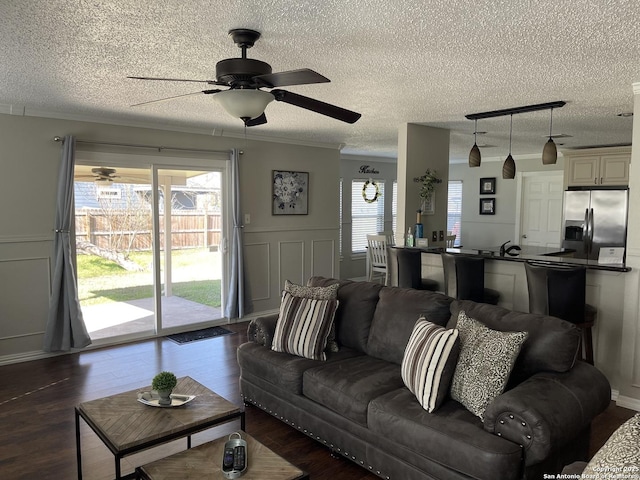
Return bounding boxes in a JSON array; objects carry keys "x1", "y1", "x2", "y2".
[
  {"x1": 74, "y1": 154, "x2": 229, "y2": 344},
  {"x1": 155, "y1": 168, "x2": 224, "y2": 334}
]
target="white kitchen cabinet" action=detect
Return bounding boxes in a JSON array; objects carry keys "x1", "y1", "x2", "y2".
[{"x1": 564, "y1": 146, "x2": 631, "y2": 187}]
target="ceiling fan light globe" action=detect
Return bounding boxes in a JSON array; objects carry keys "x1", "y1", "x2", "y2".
[
  {"x1": 542, "y1": 138, "x2": 557, "y2": 164},
  {"x1": 215, "y1": 89, "x2": 274, "y2": 120},
  {"x1": 469, "y1": 143, "x2": 481, "y2": 167},
  {"x1": 502, "y1": 154, "x2": 516, "y2": 179}
]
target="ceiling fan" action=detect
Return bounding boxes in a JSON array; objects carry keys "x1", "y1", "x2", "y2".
[
  {"x1": 74, "y1": 167, "x2": 120, "y2": 182},
  {"x1": 75, "y1": 167, "x2": 146, "y2": 183},
  {"x1": 128, "y1": 29, "x2": 361, "y2": 126}
]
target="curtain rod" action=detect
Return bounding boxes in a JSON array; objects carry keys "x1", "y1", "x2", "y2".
[{"x1": 52, "y1": 136, "x2": 232, "y2": 155}]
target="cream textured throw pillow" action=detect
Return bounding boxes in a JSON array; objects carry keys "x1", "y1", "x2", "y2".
[
  {"x1": 450, "y1": 311, "x2": 528, "y2": 420},
  {"x1": 401, "y1": 318, "x2": 460, "y2": 412},
  {"x1": 582, "y1": 413, "x2": 640, "y2": 477}
]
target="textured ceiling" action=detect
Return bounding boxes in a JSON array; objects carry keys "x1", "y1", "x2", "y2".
[{"x1": 2, "y1": 0, "x2": 639, "y2": 161}]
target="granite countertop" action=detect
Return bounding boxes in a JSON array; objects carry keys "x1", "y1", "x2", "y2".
[{"x1": 418, "y1": 245, "x2": 630, "y2": 272}]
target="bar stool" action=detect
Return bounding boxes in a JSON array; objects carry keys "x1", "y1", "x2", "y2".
[
  {"x1": 524, "y1": 262, "x2": 596, "y2": 364},
  {"x1": 441, "y1": 253, "x2": 500, "y2": 305},
  {"x1": 387, "y1": 247, "x2": 438, "y2": 291}
]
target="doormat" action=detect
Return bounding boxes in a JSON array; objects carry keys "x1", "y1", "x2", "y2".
[{"x1": 167, "y1": 326, "x2": 235, "y2": 344}]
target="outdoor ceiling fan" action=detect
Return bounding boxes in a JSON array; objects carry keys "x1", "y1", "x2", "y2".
[
  {"x1": 75, "y1": 167, "x2": 121, "y2": 182},
  {"x1": 128, "y1": 28, "x2": 362, "y2": 126},
  {"x1": 75, "y1": 167, "x2": 146, "y2": 183}
]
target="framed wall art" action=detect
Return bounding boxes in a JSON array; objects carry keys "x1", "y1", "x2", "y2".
[
  {"x1": 480, "y1": 177, "x2": 496, "y2": 194},
  {"x1": 272, "y1": 170, "x2": 309, "y2": 215},
  {"x1": 479, "y1": 198, "x2": 496, "y2": 215}
]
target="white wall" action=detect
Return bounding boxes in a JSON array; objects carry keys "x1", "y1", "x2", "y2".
[
  {"x1": 0, "y1": 113, "x2": 340, "y2": 362},
  {"x1": 449, "y1": 155, "x2": 565, "y2": 247}
]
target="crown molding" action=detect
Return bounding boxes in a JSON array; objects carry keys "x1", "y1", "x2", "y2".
[{"x1": 0, "y1": 104, "x2": 343, "y2": 151}]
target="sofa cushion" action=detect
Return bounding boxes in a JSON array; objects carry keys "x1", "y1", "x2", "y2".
[
  {"x1": 582, "y1": 413, "x2": 640, "y2": 477},
  {"x1": 450, "y1": 311, "x2": 528, "y2": 420},
  {"x1": 367, "y1": 287, "x2": 453, "y2": 364},
  {"x1": 237, "y1": 342, "x2": 362, "y2": 394},
  {"x1": 272, "y1": 291, "x2": 338, "y2": 361},
  {"x1": 368, "y1": 388, "x2": 524, "y2": 480},
  {"x1": 401, "y1": 318, "x2": 460, "y2": 413},
  {"x1": 303, "y1": 356, "x2": 404, "y2": 426},
  {"x1": 307, "y1": 277, "x2": 383, "y2": 353},
  {"x1": 285, "y1": 279, "x2": 340, "y2": 352},
  {"x1": 449, "y1": 300, "x2": 580, "y2": 384}
]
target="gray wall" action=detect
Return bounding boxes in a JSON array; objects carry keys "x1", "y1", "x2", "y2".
[
  {"x1": 0, "y1": 113, "x2": 340, "y2": 362},
  {"x1": 339, "y1": 155, "x2": 397, "y2": 279}
]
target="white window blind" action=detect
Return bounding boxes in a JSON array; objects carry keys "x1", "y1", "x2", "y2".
[
  {"x1": 392, "y1": 181, "x2": 398, "y2": 239},
  {"x1": 339, "y1": 178, "x2": 343, "y2": 256},
  {"x1": 447, "y1": 180, "x2": 462, "y2": 246},
  {"x1": 352, "y1": 180, "x2": 385, "y2": 253}
]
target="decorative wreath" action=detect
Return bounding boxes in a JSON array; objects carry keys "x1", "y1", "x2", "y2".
[{"x1": 362, "y1": 179, "x2": 380, "y2": 203}]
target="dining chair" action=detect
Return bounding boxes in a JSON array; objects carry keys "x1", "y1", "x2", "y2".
[
  {"x1": 378, "y1": 230, "x2": 395, "y2": 246},
  {"x1": 446, "y1": 235, "x2": 456, "y2": 248},
  {"x1": 366, "y1": 234, "x2": 388, "y2": 284}
]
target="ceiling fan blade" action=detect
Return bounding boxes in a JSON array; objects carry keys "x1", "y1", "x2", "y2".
[
  {"x1": 244, "y1": 112, "x2": 268, "y2": 127},
  {"x1": 271, "y1": 89, "x2": 361, "y2": 124},
  {"x1": 254, "y1": 69, "x2": 330, "y2": 88},
  {"x1": 127, "y1": 76, "x2": 217, "y2": 84},
  {"x1": 131, "y1": 89, "x2": 221, "y2": 107}
]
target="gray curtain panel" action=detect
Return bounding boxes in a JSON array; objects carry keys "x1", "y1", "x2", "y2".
[
  {"x1": 224, "y1": 149, "x2": 252, "y2": 319},
  {"x1": 43, "y1": 135, "x2": 92, "y2": 352}
]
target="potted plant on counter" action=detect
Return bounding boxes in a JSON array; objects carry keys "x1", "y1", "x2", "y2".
[{"x1": 152, "y1": 371, "x2": 178, "y2": 406}]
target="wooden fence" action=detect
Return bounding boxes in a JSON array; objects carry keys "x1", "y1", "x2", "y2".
[{"x1": 75, "y1": 210, "x2": 222, "y2": 251}]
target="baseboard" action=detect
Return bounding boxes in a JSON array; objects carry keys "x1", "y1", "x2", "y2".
[
  {"x1": 615, "y1": 394, "x2": 640, "y2": 412},
  {"x1": 0, "y1": 350, "x2": 63, "y2": 366},
  {"x1": 232, "y1": 308, "x2": 279, "y2": 324}
]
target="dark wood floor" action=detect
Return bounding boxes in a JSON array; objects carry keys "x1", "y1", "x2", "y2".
[{"x1": 0, "y1": 322, "x2": 635, "y2": 480}]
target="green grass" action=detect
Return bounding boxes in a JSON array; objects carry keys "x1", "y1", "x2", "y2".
[{"x1": 77, "y1": 249, "x2": 222, "y2": 307}]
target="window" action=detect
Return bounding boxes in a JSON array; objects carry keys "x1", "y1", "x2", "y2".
[
  {"x1": 392, "y1": 181, "x2": 397, "y2": 238},
  {"x1": 351, "y1": 180, "x2": 385, "y2": 253},
  {"x1": 339, "y1": 178, "x2": 343, "y2": 256},
  {"x1": 447, "y1": 180, "x2": 462, "y2": 246}
]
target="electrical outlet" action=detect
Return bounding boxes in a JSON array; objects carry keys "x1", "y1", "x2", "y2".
[
  {"x1": 439, "y1": 230, "x2": 444, "y2": 241},
  {"x1": 432, "y1": 230, "x2": 438, "y2": 242},
  {"x1": 244, "y1": 214, "x2": 251, "y2": 224}
]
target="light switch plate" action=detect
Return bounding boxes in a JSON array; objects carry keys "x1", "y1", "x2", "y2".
[{"x1": 244, "y1": 214, "x2": 250, "y2": 224}]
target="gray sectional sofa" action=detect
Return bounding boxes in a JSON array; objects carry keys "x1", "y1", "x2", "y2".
[{"x1": 237, "y1": 277, "x2": 611, "y2": 480}]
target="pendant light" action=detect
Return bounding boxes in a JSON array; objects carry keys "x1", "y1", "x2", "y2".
[
  {"x1": 542, "y1": 107, "x2": 557, "y2": 164},
  {"x1": 469, "y1": 119, "x2": 481, "y2": 167},
  {"x1": 502, "y1": 114, "x2": 516, "y2": 179}
]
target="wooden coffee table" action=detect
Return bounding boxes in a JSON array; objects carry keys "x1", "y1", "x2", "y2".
[
  {"x1": 75, "y1": 376, "x2": 244, "y2": 480},
  {"x1": 136, "y1": 431, "x2": 309, "y2": 480}
]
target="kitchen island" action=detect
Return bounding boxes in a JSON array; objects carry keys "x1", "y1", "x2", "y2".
[
  {"x1": 439, "y1": 244, "x2": 630, "y2": 272},
  {"x1": 419, "y1": 244, "x2": 627, "y2": 393}
]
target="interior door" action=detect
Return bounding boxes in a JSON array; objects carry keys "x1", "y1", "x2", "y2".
[{"x1": 520, "y1": 173, "x2": 564, "y2": 247}]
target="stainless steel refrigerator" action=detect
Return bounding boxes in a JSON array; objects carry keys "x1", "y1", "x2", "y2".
[{"x1": 561, "y1": 189, "x2": 629, "y2": 260}]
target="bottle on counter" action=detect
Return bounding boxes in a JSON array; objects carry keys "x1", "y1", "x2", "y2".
[
  {"x1": 415, "y1": 210, "x2": 423, "y2": 239},
  {"x1": 406, "y1": 228, "x2": 414, "y2": 247}
]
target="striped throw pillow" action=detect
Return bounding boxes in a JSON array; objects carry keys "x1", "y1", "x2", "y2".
[
  {"x1": 272, "y1": 291, "x2": 339, "y2": 361},
  {"x1": 401, "y1": 318, "x2": 460, "y2": 413}
]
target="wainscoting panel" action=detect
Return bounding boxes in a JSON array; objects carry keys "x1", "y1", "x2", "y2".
[
  {"x1": 0, "y1": 257, "x2": 50, "y2": 356},
  {"x1": 244, "y1": 243, "x2": 270, "y2": 302},
  {"x1": 278, "y1": 241, "x2": 305, "y2": 288},
  {"x1": 311, "y1": 239, "x2": 336, "y2": 279}
]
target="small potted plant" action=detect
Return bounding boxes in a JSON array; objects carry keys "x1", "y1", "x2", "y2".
[{"x1": 151, "y1": 371, "x2": 177, "y2": 406}]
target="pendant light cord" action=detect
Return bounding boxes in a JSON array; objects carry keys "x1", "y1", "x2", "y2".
[
  {"x1": 549, "y1": 108, "x2": 554, "y2": 139},
  {"x1": 474, "y1": 119, "x2": 478, "y2": 145},
  {"x1": 509, "y1": 114, "x2": 513, "y2": 154}
]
